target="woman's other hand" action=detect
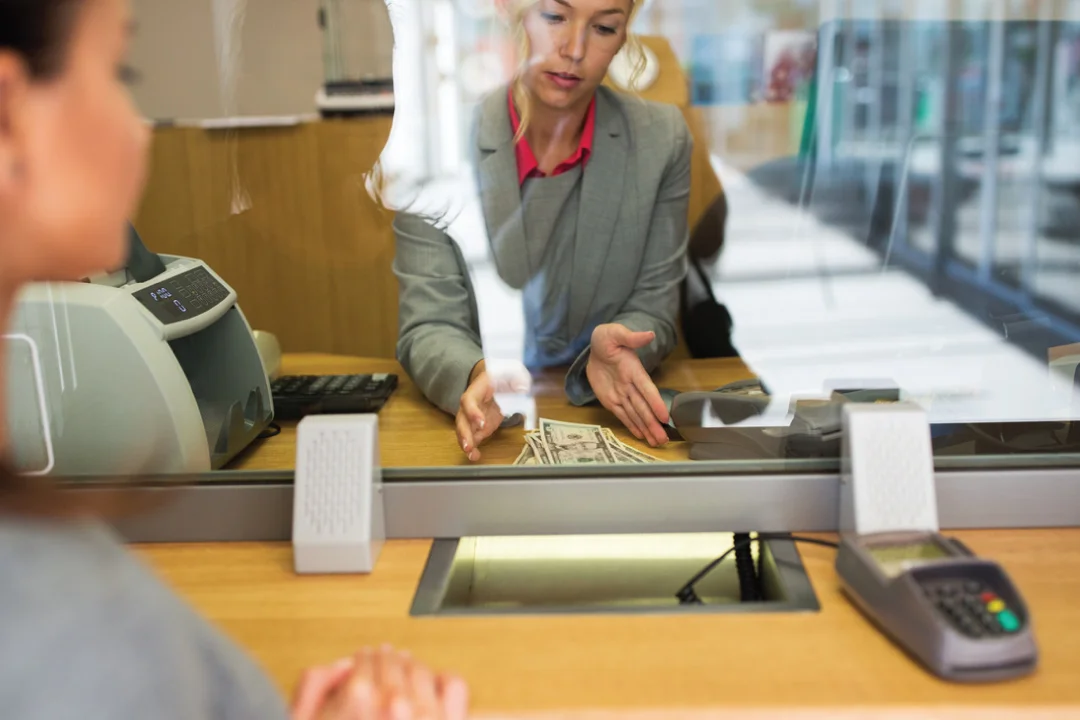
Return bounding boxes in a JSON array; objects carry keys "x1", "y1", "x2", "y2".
[
  {"x1": 456, "y1": 359, "x2": 533, "y2": 461},
  {"x1": 456, "y1": 362, "x2": 503, "y2": 462}
]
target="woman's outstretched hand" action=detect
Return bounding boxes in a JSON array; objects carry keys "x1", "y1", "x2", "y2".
[{"x1": 585, "y1": 323, "x2": 669, "y2": 447}]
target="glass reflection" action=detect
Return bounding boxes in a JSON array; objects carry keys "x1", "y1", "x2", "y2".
[
  {"x1": 380, "y1": 0, "x2": 1080, "y2": 469},
  {"x1": 5, "y1": 0, "x2": 1080, "y2": 478}
]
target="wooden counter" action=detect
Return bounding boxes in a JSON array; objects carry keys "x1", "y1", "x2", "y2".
[
  {"x1": 137, "y1": 354, "x2": 1080, "y2": 717},
  {"x1": 227, "y1": 353, "x2": 756, "y2": 471},
  {"x1": 135, "y1": 533, "x2": 1080, "y2": 717}
]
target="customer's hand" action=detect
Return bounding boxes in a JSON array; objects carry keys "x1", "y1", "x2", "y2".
[
  {"x1": 456, "y1": 361, "x2": 504, "y2": 462},
  {"x1": 292, "y1": 657, "x2": 357, "y2": 720},
  {"x1": 292, "y1": 646, "x2": 469, "y2": 720},
  {"x1": 586, "y1": 323, "x2": 669, "y2": 447}
]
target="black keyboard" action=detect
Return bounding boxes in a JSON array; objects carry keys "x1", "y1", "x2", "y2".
[{"x1": 270, "y1": 373, "x2": 398, "y2": 421}]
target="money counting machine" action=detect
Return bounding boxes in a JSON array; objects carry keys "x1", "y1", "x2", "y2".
[{"x1": 4, "y1": 228, "x2": 273, "y2": 476}]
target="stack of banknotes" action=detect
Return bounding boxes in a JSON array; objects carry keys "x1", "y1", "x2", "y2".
[{"x1": 513, "y1": 418, "x2": 662, "y2": 465}]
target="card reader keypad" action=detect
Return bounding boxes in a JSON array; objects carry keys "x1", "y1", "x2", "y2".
[{"x1": 923, "y1": 580, "x2": 1023, "y2": 638}]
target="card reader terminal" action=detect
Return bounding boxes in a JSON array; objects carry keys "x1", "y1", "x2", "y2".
[{"x1": 836, "y1": 531, "x2": 1037, "y2": 682}]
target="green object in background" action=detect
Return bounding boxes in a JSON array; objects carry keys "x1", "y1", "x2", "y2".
[
  {"x1": 915, "y1": 82, "x2": 933, "y2": 133},
  {"x1": 798, "y1": 75, "x2": 817, "y2": 159},
  {"x1": 791, "y1": 100, "x2": 809, "y2": 155}
]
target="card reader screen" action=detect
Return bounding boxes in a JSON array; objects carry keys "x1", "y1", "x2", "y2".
[{"x1": 869, "y1": 542, "x2": 950, "y2": 578}]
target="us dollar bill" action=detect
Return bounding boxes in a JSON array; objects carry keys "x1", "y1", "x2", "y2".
[
  {"x1": 602, "y1": 428, "x2": 660, "y2": 463},
  {"x1": 512, "y1": 444, "x2": 536, "y2": 466},
  {"x1": 539, "y1": 418, "x2": 618, "y2": 465},
  {"x1": 524, "y1": 432, "x2": 553, "y2": 465},
  {"x1": 609, "y1": 444, "x2": 644, "y2": 464}
]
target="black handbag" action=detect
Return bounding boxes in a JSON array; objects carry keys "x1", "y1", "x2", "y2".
[{"x1": 680, "y1": 254, "x2": 739, "y2": 359}]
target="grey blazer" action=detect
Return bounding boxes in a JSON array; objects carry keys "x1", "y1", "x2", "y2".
[{"x1": 393, "y1": 84, "x2": 692, "y2": 415}]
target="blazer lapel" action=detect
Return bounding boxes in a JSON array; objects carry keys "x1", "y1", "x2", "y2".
[
  {"x1": 476, "y1": 90, "x2": 530, "y2": 289},
  {"x1": 568, "y1": 87, "x2": 629, "y2": 335}
]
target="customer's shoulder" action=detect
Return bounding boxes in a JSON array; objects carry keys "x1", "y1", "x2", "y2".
[
  {"x1": 0, "y1": 520, "x2": 194, "y2": 716},
  {"x1": 0, "y1": 518, "x2": 287, "y2": 720},
  {"x1": 0, "y1": 517, "x2": 142, "y2": 601},
  {"x1": 0, "y1": 518, "x2": 201, "y2": 655}
]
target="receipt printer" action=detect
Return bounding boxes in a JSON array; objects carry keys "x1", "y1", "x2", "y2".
[{"x1": 5, "y1": 237, "x2": 273, "y2": 476}]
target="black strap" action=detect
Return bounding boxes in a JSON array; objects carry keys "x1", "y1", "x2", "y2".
[{"x1": 680, "y1": 256, "x2": 738, "y2": 359}]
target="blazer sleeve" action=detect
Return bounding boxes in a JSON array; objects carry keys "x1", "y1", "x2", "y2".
[
  {"x1": 393, "y1": 212, "x2": 486, "y2": 415},
  {"x1": 565, "y1": 106, "x2": 693, "y2": 405}
]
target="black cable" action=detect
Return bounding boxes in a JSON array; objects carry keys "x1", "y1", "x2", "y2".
[
  {"x1": 733, "y1": 532, "x2": 759, "y2": 601},
  {"x1": 676, "y1": 533, "x2": 840, "y2": 605},
  {"x1": 755, "y1": 539, "x2": 766, "y2": 601},
  {"x1": 676, "y1": 539, "x2": 752, "y2": 605},
  {"x1": 257, "y1": 422, "x2": 282, "y2": 440}
]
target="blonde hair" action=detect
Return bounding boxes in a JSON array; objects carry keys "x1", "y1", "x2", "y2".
[{"x1": 508, "y1": 0, "x2": 647, "y2": 144}]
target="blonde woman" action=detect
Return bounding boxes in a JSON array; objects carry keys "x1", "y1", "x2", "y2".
[{"x1": 393, "y1": 0, "x2": 692, "y2": 460}]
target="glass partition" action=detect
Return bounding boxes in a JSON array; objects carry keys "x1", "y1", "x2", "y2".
[{"x1": 6, "y1": 0, "x2": 1080, "y2": 484}]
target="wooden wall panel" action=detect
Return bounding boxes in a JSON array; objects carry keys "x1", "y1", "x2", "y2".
[{"x1": 133, "y1": 117, "x2": 398, "y2": 358}]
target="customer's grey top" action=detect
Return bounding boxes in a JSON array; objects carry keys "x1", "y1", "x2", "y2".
[{"x1": 0, "y1": 515, "x2": 288, "y2": 720}]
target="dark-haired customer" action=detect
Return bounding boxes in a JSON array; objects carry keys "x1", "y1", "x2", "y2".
[{"x1": 0, "y1": 0, "x2": 468, "y2": 717}]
